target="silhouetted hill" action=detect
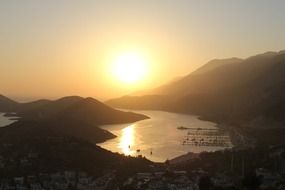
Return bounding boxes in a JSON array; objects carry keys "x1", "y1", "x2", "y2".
[
  {"x1": 19, "y1": 96, "x2": 149, "y2": 125},
  {"x1": 1, "y1": 95, "x2": 148, "y2": 146},
  {"x1": 106, "y1": 95, "x2": 174, "y2": 111},
  {"x1": 0, "y1": 118, "x2": 115, "y2": 144},
  {"x1": 0, "y1": 95, "x2": 153, "y2": 177},
  {"x1": 107, "y1": 50, "x2": 285, "y2": 127},
  {"x1": 19, "y1": 99, "x2": 51, "y2": 112},
  {"x1": 192, "y1": 57, "x2": 243, "y2": 75},
  {"x1": 0, "y1": 95, "x2": 148, "y2": 124},
  {"x1": 149, "y1": 55, "x2": 274, "y2": 96},
  {"x1": 0, "y1": 94, "x2": 19, "y2": 112},
  {"x1": 0, "y1": 119, "x2": 152, "y2": 177}
]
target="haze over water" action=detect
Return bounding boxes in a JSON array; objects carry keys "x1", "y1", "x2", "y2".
[{"x1": 98, "y1": 110, "x2": 232, "y2": 162}]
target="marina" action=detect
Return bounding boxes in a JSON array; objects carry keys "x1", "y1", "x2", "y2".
[{"x1": 180, "y1": 127, "x2": 231, "y2": 147}]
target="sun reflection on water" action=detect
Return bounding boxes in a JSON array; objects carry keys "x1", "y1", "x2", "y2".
[{"x1": 119, "y1": 124, "x2": 136, "y2": 156}]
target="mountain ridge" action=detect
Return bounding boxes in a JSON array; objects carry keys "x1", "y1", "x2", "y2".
[
  {"x1": 107, "y1": 50, "x2": 285, "y2": 129},
  {"x1": 0, "y1": 95, "x2": 148, "y2": 124}
]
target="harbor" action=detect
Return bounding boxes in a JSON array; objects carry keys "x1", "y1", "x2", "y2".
[{"x1": 180, "y1": 127, "x2": 232, "y2": 147}]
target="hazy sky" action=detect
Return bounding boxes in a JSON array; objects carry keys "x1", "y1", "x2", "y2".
[{"x1": 1, "y1": 0, "x2": 285, "y2": 101}]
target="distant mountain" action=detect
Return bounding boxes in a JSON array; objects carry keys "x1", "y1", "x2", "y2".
[
  {"x1": 0, "y1": 95, "x2": 148, "y2": 125},
  {"x1": 107, "y1": 50, "x2": 285, "y2": 126},
  {"x1": 191, "y1": 57, "x2": 243, "y2": 75},
  {"x1": 19, "y1": 99, "x2": 51, "y2": 112},
  {"x1": 106, "y1": 95, "x2": 174, "y2": 111},
  {"x1": 0, "y1": 94, "x2": 19, "y2": 112},
  {"x1": 18, "y1": 96, "x2": 149, "y2": 125}
]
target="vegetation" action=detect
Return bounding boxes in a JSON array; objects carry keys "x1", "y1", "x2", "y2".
[{"x1": 0, "y1": 133, "x2": 152, "y2": 178}]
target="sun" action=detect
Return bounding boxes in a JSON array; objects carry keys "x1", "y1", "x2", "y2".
[{"x1": 111, "y1": 52, "x2": 148, "y2": 84}]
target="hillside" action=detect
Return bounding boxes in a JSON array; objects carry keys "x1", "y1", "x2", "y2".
[
  {"x1": 0, "y1": 95, "x2": 19, "y2": 112},
  {"x1": 0, "y1": 95, "x2": 148, "y2": 125},
  {"x1": 18, "y1": 96, "x2": 149, "y2": 125},
  {"x1": 0, "y1": 95, "x2": 148, "y2": 146},
  {"x1": 0, "y1": 119, "x2": 152, "y2": 178},
  {"x1": 107, "y1": 50, "x2": 285, "y2": 127},
  {"x1": 0, "y1": 119, "x2": 115, "y2": 144},
  {"x1": 0, "y1": 95, "x2": 152, "y2": 177}
]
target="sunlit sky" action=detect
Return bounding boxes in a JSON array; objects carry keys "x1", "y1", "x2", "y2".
[{"x1": 1, "y1": 0, "x2": 285, "y2": 101}]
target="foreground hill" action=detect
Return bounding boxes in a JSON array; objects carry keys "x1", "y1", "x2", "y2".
[
  {"x1": 0, "y1": 120, "x2": 152, "y2": 178},
  {"x1": 0, "y1": 119, "x2": 115, "y2": 144},
  {"x1": 107, "y1": 50, "x2": 285, "y2": 137},
  {"x1": 0, "y1": 95, "x2": 152, "y2": 177}
]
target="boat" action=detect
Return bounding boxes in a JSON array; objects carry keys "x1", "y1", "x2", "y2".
[{"x1": 177, "y1": 126, "x2": 189, "y2": 130}]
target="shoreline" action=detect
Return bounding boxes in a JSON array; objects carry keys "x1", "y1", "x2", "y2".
[{"x1": 99, "y1": 109, "x2": 237, "y2": 163}]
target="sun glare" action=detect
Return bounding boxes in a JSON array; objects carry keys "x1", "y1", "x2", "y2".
[
  {"x1": 111, "y1": 52, "x2": 148, "y2": 84},
  {"x1": 119, "y1": 124, "x2": 136, "y2": 156}
]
